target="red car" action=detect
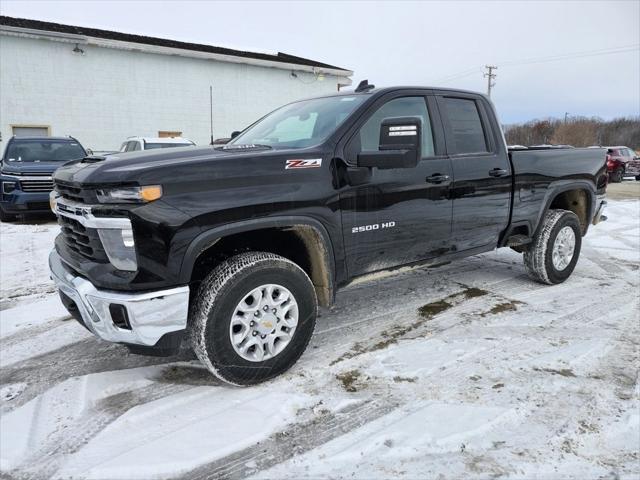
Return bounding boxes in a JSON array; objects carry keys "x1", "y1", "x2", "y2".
[{"x1": 606, "y1": 146, "x2": 638, "y2": 183}]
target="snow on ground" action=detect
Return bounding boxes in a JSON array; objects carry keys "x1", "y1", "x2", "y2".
[{"x1": 1, "y1": 199, "x2": 639, "y2": 480}]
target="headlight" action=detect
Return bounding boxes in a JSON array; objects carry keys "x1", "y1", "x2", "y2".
[
  {"x1": 49, "y1": 191, "x2": 59, "y2": 213},
  {"x1": 2, "y1": 181, "x2": 17, "y2": 194},
  {"x1": 96, "y1": 185, "x2": 162, "y2": 204},
  {"x1": 97, "y1": 227, "x2": 137, "y2": 271}
]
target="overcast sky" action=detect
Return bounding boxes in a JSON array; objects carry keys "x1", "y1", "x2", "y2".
[{"x1": 2, "y1": 0, "x2": 638, "y2": 124}]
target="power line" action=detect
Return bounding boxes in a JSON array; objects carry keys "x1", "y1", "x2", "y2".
[
  {"x1": 498, "y1": 44, "x2": 639, "y2": 67},
  {"x1": 431, "y1": 44, "x2": 639, "y2": 86}
]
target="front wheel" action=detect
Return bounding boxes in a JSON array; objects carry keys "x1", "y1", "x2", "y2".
[
  {"x1": 524, "y1": 209, "x2": 582, "y2": 285},
  {"x1": 189, "y1": 252, "x2": 317, "y2": 386},
  {"x1": 0, "y1": 207, "x2": 17, "y2": 223}
]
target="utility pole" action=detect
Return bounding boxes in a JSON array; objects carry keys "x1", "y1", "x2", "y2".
[
  {"x1": 484, "y1": 65, "x2": 497, "y2": 97},
  {"x1": 564, "y1": 112, "x2": 570, "y2": 124},
  {"x1": 209, "y1": 85, "x2": 214, "y2": 146}
]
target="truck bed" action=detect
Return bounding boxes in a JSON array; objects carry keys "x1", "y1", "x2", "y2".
[{"x1": 508, "y1": 147, "x2": 608, "y2": 238}]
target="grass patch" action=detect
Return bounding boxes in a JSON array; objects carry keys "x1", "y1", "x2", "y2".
[
  {"x1": 336, "y1": 370, "x2": 363, "y2": 392},
  {"x1": 392, "y1": 376, "x2": 417, "y2": 383},
  {"x1": 330, "y1": 285, "x2": 489, "y2": 366},
  {"x1": 533, "y1": 367, "x2": 576, "y2": 377},
  {"x1": 480, "y1": 300, "x2": 525, "y2": 317}
]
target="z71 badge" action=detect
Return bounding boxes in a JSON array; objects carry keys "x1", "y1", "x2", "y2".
[{"x1": 285, "y1": 159, "x2": 322, "y2": 169}]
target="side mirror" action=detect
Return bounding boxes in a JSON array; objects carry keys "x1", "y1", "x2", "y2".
[
  {"x1": 86, "y1": 148, "x2": 93, "y2": 156},
  {"x1": 231, "y1": 131, "x2": 241, "y2": 139},
  {"x1": 357, "y1": 117, "x2": 421, "y2": 169}
]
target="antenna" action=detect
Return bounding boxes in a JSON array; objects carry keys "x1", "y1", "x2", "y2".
[
  {"x1": 355, "y1": 79, "x2": 375, "y2": 93},
  {"x1": 209, "y1": 85, "x2": 214, "y2": 146}
]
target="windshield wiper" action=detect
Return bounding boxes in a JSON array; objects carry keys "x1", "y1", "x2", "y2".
[{"x1": 222, "y1": 143, "x2": 273, "y2": 151}]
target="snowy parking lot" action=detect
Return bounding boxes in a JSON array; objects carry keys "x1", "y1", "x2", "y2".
[{"x1": 1, "y1": 196, "x2": 639, "y2": 479}]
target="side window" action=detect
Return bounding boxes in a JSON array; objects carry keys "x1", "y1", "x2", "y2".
[
  {"x1": 441, "y1": 98, "x2": 488, "y2": 154},
  {"x1": 358, "y1": 97, "x2": 435, "y2": 157},
  {"x1": 127, "y1": 140, "x2": 140, "y2": 152}
]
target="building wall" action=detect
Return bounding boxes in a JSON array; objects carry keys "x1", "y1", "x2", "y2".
[{"x1": 0, "y1": 34, "x2": 344, "y2": 151}]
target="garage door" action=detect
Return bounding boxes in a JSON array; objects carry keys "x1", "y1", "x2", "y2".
[{"x1": 13, "y1": 126, "x2": 50, "y2": 137}]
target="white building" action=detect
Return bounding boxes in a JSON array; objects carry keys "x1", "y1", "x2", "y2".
[{"x1": 0, "y1": 16, "x2": 352, "y2": 151}]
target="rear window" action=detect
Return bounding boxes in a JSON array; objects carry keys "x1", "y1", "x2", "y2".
[
  {"x1": 4, "y1": 139, "x2": 85, "y2": 162},
  {"x1": 441, "y1": 98, "x2": 489, "y2": 154}
]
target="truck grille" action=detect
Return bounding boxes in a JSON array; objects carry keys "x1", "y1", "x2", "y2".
[
  {"x1": 20, "y1": 178, "x2": 54, "y2": 192},
  {"x1": 58, "y1": 215, "x2": 108, "y2": 262}
]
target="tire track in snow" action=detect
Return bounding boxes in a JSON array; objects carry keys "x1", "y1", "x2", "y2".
[
  {"x1": 11, "y1": 382, "x2": 198, "y2": 480},
  {"x1": 182, "y1": 399, "x2": 398, "y2": 480},
  {"x1": 0, "y1": 339, "x2": 195, "y2": 413},
  {"x1": 0, "y1": 284, "x2": 57, "y2": 310},
  {"x1": 0, "y1": 315, "x2": 72, "y2": 347}
]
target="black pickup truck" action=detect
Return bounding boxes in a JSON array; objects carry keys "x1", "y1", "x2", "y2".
[{"x1": 49, "y1": 84, "x2": 608, "y2": 385}]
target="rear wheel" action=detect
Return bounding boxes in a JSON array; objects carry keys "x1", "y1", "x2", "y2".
[
  {"x1": 189, "y1": 252, "x2": 317, "y2": 386},
  {"x1": 610, "y1": 168, "x2": 624, "y2": 183},
  {"x1": 635, "y1": 175, "x2": 640, "y2": 181},
  {"x1": 524, "y1": 209, "x2": 582, "y2": 285}
]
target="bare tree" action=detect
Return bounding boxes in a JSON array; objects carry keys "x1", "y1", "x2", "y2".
[{"x1": 505, "y1": 116, "x2": 640, "y2": 149}]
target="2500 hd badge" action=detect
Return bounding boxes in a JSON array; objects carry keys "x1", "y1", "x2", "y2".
[
  {"x1": 49, "y1": 82, "x2": 608, "y2": 386},
  {"x1": 352, "y1": 221, "x2": 396, "y2": 233}
]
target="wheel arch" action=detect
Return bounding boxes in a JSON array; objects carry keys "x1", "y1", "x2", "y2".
[
  {"x1": 536, "y1": 182, "x2": 596, "y2": 237},
  {"x1": 179, "y1": 216, "x2": 336, "y2": 307}
]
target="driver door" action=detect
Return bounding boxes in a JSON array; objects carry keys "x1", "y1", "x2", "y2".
[{"x1": 339, "y1": 94, "x2": 453, "y2": 277}]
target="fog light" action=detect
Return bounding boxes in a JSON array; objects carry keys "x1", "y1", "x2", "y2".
[
  {"x1": 2, "y1": 181, "x2": 16, "y2": 194},
  {"x1": 109, "y1": 303, "x2": 131, "y2": 330}
]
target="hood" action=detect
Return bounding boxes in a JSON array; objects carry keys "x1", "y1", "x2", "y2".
[
  {"x1": 53, "y1": 144, "x2": 325, "y2": 186},
  {"x1": 1, "y1": 160, "x2": 71, "y2": 176}
]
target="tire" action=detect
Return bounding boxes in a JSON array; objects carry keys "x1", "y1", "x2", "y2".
[
  {"x1": 189, "y1": 251, "x2": 317, "y2": 386},
  {"x1": 524, "y1": 209, "x2": 582, "y2": 285},
  {"x1": 635, "y1": 175, "x2": 640, "y2": 182},
  {"x1": 610, "y1": 168, "x2": 623, "y2": 183},
  {"x1": 0, "y1": 208, "x2": 16, "y2": 223}
]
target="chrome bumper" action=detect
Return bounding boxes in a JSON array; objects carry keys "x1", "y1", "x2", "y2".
[{"x1": 49, "y1": 250, "x2": 190, "y2": 346}]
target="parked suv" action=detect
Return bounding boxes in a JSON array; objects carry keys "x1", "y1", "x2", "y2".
[
  {"x1": 119, "y1": 137, "x2": 195, "y2": 152},
  {"x1": 1, "y1": 136, "x2": 86, "y2": 221},
  {"x1": 606, "y1": 146, "x2": 636, "y2": 183}
]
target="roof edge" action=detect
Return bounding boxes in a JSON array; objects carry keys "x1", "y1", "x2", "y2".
[{"x1": 0, "y1": 15, "x2": 353, "y2": 77}]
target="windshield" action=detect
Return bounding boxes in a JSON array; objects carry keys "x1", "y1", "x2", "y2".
[
  {"x1": 144, "y1": 142, "x2": 193, "y2": 150},
  {"x1": 4, "y1": 139, "x2": 86, "y2": 162},
  {"x1": 227, "y1": 95, "x2": 367, "y2": 149}
]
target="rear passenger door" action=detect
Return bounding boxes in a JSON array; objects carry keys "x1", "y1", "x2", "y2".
[{"x1": 436, "y1": 94, "x2": 511, "y2": 251}]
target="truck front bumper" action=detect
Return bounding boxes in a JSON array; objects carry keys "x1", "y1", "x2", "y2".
[{"x1": 49, "y1": 249, "x2": 190, "y2": 348}]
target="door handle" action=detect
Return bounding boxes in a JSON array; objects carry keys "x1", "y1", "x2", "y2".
[
  {"x1": 426, "y1": 174, "x2": 450, "y2": 184},
  {"x1": 489, "y1": 168, "x2": 508, "y2": 177}
]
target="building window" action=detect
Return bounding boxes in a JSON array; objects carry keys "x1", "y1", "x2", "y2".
[
  {"x1": 12, "y1": 125, "x2": 50, "y2": 137},
  {"x1": 158, "y1": 131, "x2": 182, "y2": 138}
]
